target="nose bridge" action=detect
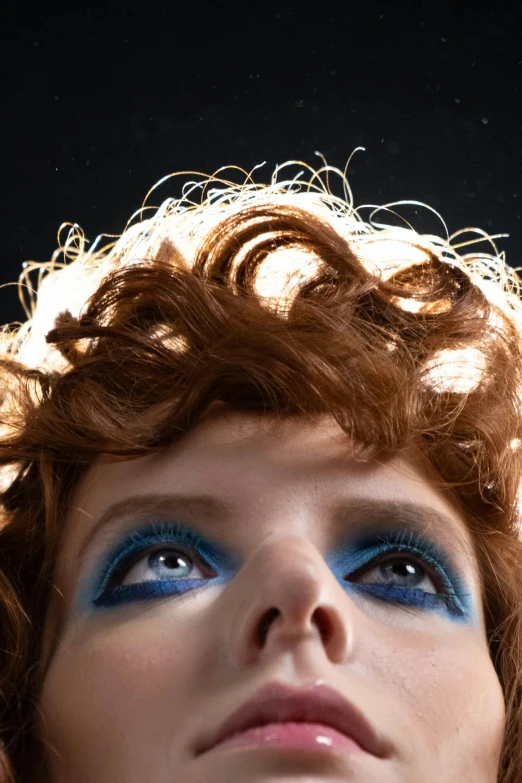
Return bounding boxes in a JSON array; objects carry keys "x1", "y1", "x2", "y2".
[{"x1": 226, "y1": 534, "x2": 354, "y2": 667}]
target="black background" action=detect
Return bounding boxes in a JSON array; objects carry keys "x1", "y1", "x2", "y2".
[{"x1": 1, "y1": 0, "x2": 520, "y2": 325}]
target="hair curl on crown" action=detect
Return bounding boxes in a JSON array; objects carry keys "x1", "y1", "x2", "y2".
[{"x1": 1, "y1": 157, "x2": 522, "y2": 781}]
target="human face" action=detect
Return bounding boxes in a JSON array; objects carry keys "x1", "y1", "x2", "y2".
[{"x1": 39, "y1": 414, "x2": 505, "y2": 783}]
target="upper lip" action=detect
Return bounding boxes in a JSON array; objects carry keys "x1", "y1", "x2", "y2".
[{"x1": 196, "y1": 681, "x2": 392, "y2": 759}]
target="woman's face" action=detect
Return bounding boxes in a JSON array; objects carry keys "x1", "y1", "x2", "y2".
[{"x1": 39, "y1": 414, "x2": 505, "y2": 783}]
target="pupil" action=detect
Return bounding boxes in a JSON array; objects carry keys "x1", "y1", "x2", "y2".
[
  {"x1": 161, "y1": 553, "x2": 184, "y2": 569},
  {"x1": 380, "y1": 559, "x2": 423, "y2": 587},
  {"x1": 148, "y1": 551, "x2": 190, "y2": 574},
  {"x1": 393, "y1": 562, "x2": 415, "y2": 577}
]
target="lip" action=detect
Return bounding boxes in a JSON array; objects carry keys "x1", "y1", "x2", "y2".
[{"x1": 196, "y1": 681, "x2": 392, "y2": 759}]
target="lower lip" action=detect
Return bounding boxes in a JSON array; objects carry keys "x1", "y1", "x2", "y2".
[{"x1": 214, "y1": 722, "x2": 364, "y2": 754}]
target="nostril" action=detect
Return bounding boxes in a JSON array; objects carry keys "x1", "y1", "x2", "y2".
[
  {"x1": 256, "y1": 607, "x2": 280, "y2": 646},
  {"x1": 312, "y1": 606, "x2": 334, "y2": 644},
  {"x1": 255, "y1": 606, "x2": 333, "y2": 647}
]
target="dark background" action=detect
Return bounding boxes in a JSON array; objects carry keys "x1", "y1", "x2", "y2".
[{"x1": 1, "y1": 0, "x2": 520, "y2": 325}]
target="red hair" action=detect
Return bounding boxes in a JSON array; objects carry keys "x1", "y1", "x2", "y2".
[{"x1": 1, "y1": 163, "x2": 522, "y2": 781}]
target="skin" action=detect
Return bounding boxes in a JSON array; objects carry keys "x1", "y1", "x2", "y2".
[{"x1": 38, "y1": 413, "x2": 505, "y2": 783}]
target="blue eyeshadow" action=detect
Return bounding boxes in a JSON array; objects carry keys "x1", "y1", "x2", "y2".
[
  {"x1": 93, "y1": 578, "x2": 216, "y2": 608},
  {"x1": 81, "y1": 520, "x2": 473, "y2": 623},
  {"x1": 82, "y1": 520, "x2": 239, "y2": 610},
  {"x1": 326, "y1": 528, "x2": 473, "y2": 621}
]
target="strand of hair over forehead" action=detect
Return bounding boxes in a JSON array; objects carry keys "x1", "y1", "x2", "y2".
[{"x1": 1, "y1": 151, "x2": 521, "y2": 374}]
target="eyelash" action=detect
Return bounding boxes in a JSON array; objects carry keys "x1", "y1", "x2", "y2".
[
  {"x1": 341, "y1": 530, "x2": 468, "y2": 618},
  {"x1": 92, "y1": 521, "x2": 222, "y2": 608},
  {"x1": 91, "y1": 522, "x2": 469, "y2": 619}
]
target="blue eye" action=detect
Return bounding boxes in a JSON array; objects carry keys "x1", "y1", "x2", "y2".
[
  {"x1": 113, "y1": 544, "x2": 214, "y2": 588},
  {"x1": 90, "y1": 521, "x2": 237, "y2": 609},
  {"x1": 329, "y1": 530, "x2": 472, "y2": 621},
  {"x1": 354, "y1": 555, "x2": 438, "y2": 591}
]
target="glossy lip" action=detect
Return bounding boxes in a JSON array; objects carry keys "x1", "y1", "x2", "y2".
[{"x1": 196, "y1": 681, "x2": 392, "y2": 759}]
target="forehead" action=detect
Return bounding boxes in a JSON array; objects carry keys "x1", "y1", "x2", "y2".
[{"x1": 70, "y1": 413, "x2": 477, "y2": 561}]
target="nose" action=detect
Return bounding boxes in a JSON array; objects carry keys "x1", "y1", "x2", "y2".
[{"x1": 227, "y1": 535, "x2": 355, "y2": 667}]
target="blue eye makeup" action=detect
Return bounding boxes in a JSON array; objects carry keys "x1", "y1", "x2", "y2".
[
  {"x1": 327, "y1": 528, "x2": 472, "y2": 621},
  {"x1": 83, "y1": 518, "x2": 472, "y2": 623},
  {"x1": 86, "y1": 520, "x2": 238, "y2": 609}
]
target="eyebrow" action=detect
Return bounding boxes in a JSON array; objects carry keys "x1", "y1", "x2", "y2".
[
  {"x1": 75, "y1": 493, "x2": 235, "y2": 566},
  {"x1": 331, "y1": 498, "x2": 476, "y2": 571},
  {"x1": 74, "y1": 492, "x2": 476, "y2": 575}
]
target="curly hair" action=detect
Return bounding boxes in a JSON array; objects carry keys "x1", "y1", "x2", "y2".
[{"x1": 1, "y1": 160, "x2": 522, "y2": 781}]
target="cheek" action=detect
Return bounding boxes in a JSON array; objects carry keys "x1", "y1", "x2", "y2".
[
  {"x1": 38, "y1": 609, "x2": 209, "y2": 776},
  {"x1": 366, "y1": 622, "x2": 505, "y2": 775}
]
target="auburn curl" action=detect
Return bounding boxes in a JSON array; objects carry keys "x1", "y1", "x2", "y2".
[{"x1": 1, "y1": 161, "x2": 522, "y2": 781}]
